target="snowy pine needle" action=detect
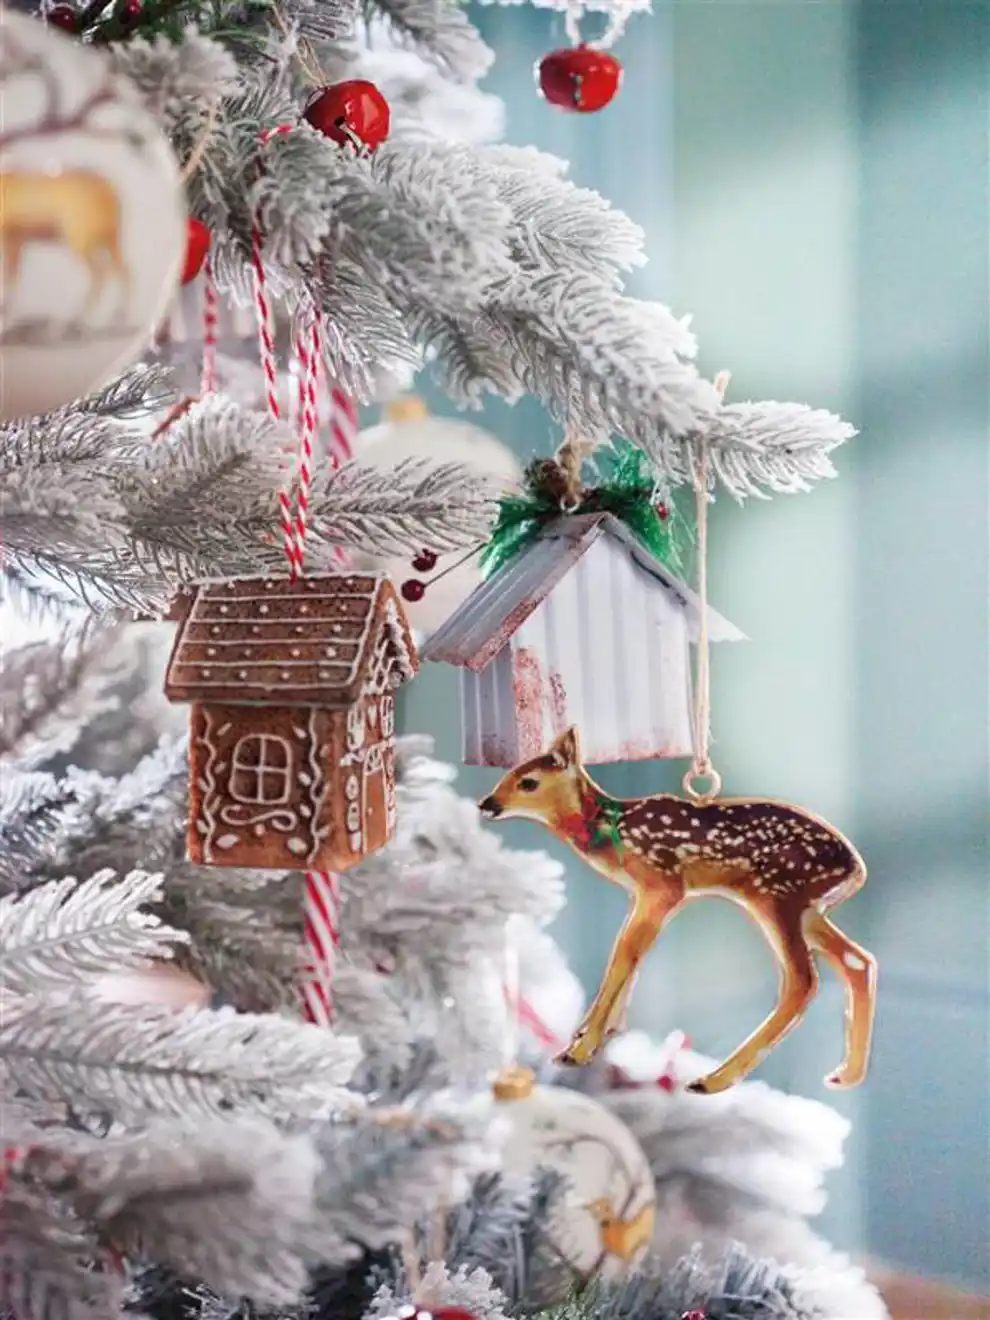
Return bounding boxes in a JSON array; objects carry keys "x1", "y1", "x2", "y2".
[
  {"x1": 0, "y1": 996, "x2": 361, "y2": 1123},
  {"x1": 0, "y1": 871, "x2": 185, "y2": 996}
]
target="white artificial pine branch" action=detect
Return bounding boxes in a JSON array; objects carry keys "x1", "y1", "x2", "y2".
[
  {"x1": 48, "y1": 1118, "x2": 328, "y2": 1307},
  {"x1": 359, "y1": 0, "x2": 495, "y2": 80},
  {"x1": 368, "y1": 1261, "x2": 509, "y2": 1320},
  {"x1": 0, "y1": 1187, "x2": 119, "y2": 1320},
  {"x1": 649, "y1": 399, "x2": 858, "y2": 499},
  {"x1": 0, "y1": 624, "x2": 130, "y2": 769},
  {"x1": 0, "y1": 995, "x2": 361, "y2": 1123},
  {"x1": 0, "y1": 871, "x2": 186, "y2": 996},
  {"x1": 2, "y1": 395, "x2": 501, "y2": 612}
]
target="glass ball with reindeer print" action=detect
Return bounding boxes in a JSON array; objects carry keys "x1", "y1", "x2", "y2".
[
  {"x1": 492, "y1": 1066, "x2": 656, "y2": 1288},
  {"x1": 0, "y1": 11, "x2": 185, "y2": 420}
]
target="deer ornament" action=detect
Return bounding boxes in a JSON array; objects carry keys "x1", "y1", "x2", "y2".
[{"x1": 480, "y1": 726, "x2": 876, "y2": 1094}]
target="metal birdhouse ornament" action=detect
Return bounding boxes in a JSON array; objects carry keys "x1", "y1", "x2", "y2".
[
  {"x1": 424, "y1": 437, "x2": 742, "y2": 767},
  {"x1": 455, "y1": 410, "x2": 876, "y2": 1094}
]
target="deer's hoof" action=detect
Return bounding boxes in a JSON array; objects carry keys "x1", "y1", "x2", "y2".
[
  {"x1": 825, "y1": 1068, "x2": 861, "y2": 1090},
  {"x1": 554, "y1": 1029, "x2": 600, "y2": 1068}
]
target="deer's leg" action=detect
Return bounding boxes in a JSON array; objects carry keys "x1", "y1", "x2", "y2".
[
  {"x1": 687, "y1": 899, "x2": 819, "y2": 1094},
  {"x1": 108, "y1": 238, "x2": 131, "y2": 320},
  {"x1": 1, "y1": 236, "x2": 25, "y2": 319},
  {"x1": 557, "y1": 890, "x2": 683, "y2": 1067},
  {"x1": 803, "y1": 909, "x2": 877, "y2": 1088}
]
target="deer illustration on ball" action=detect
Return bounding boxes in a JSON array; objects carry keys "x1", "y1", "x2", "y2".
[{"x1": 480, "y1": 726, "x2": 876, "y2": 1094}]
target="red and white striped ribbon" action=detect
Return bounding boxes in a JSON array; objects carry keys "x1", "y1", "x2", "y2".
[
  {"x1": 250, "y1": 126, "x2": 352, "y2": 1028},
  {"x1": 199, "y1": 254, "x2": 219, "y2": 395},
  {"x1": 325, "y1": 377, "x2": 357, "y2": 567}
]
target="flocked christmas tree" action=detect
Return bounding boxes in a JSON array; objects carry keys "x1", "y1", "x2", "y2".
[{"x1": 0, "y1": 0, "x2": 888, "y2": 1316}]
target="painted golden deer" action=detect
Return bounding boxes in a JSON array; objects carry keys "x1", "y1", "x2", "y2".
[
  {"x1": 480, "y1": 727, "x2": 877, "y2": 1094},
  {"x1": 584, "y1": 1197, "x2": 655, "y2": 1262},
  {"x1": 0, "y1": 171, "x2": 129, "y2": 324}
]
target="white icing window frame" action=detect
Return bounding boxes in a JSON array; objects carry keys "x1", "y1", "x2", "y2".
[{"x1": 229, "y1": 733, "x2": 293, "y2": 805}]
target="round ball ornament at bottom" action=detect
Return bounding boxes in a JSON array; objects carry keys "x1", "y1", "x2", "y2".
[
  {"x1": 493, "y1": 1066, "x2": 656, "y2": 1284},
  {"x1": 0, "y1": 10, "x2": 186, "y2": 420}
]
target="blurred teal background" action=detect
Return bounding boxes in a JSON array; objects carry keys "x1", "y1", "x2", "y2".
[{"x1": 399, "y1": 0, "x2": 989, "y2": 1291}]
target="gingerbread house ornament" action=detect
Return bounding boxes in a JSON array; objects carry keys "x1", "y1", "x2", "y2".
[
  {"x1": 423, "y1": 513, "x2": 743, "y2": 768},
  {"x1": 164, "y1": 574, "x2": 418, "y2": 871}
]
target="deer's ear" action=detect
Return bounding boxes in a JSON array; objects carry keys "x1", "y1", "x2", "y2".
[{"x1": 551, "y1": 727, "x2": 580, "y2": 768}]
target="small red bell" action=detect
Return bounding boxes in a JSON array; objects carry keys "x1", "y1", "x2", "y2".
[
  {"x1": 536, "y1": 45, "x2": 622, "y2": 113},
  {"x1": 45, "y1": 4, "x2": 79, "y2": 30},
  {"x1": 304, "y1": 80, "x2": 391, "y2": 151},
  {"x1": 181, "y1": 217, "x2": 211, "y2": 286}
]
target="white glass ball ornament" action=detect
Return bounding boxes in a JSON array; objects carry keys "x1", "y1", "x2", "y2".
[
  {"x1": 0, "y1": 12, "x2": 185, "y2": 420},
  {"x1": 492, "y1": 1066, "x2": 656, "y2": 1285},
  {"x1": 352, "y1": 397, "x2": 521, "y2": 633}
]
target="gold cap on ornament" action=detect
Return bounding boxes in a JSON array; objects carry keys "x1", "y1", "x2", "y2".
[
  {"x1": 492, "y1": 1065, "x2": 536, "y2": 1101},
  {"x1": 384, "y1": 395, "x2": 429, "y2": 423}
]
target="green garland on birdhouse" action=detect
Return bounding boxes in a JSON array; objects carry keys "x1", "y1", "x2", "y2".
[{"x1": 481, "y1": 438, "x2": 688, "y2": 579}]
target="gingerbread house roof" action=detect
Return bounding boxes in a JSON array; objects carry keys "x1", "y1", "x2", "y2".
[
  {"x1": 164, "y1": 573, "x2": 418, "y2": 708},
  {"x1": 422, "y1": 513, "x2": 744, "y2": 673}
]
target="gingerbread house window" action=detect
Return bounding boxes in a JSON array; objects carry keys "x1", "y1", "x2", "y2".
[{"x1": 230, "y1": 733, "x2": 292, "y2": 805}]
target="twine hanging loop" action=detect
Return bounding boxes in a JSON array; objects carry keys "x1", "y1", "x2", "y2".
[{"x1": 681, "y1": 371, "x2": 729, "y2": 806}]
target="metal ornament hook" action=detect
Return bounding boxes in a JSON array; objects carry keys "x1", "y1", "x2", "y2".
[{"x1": 682, "y1": 766, "x2": 722, "y2": 806}]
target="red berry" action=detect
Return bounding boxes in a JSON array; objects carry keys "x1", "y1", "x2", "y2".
[
  {"x1": 536, "y1": 45, "x2": 622, "y2": 113},
  {"x1": 430, "y1": 1311, "x2": 479, "y2": 1320},
  {"x1": 304, "y1": 81, "x2": 390, "y2": 152},
  {"x1": 656, "y1": 501, "x2": 669, "y2": 521},
  {"x1": 46, "y1": 4, "x2": 79, "y2": 30},
  {"x1": 412, "y1": 549, "x2": 438, "y2": 573},
  {"x1": 400, "y1": 579, "x2": 426, "y2": 603},
  {"x1": 181, "y1": 217, "x2": 211, "y2": 286},
  {"x1": 119, "y1": 0, "x2": 141, "y2": 18}
]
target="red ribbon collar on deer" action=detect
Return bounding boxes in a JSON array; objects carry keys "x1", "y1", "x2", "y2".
[{"x1": 559, "y1": 786, "x2": 625, "y2": 856}]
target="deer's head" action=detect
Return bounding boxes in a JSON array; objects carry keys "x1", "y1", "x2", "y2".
[
  {"x1": 583, "y1": 1197, "x2": 614, "y2": 1225},
  {"x1": 479, "y1": 727, "x2": 585, "y2": 829}
]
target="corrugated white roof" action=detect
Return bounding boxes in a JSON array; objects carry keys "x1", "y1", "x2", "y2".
[{"x1": 422, "y1": 513, "x2": 744, "y2": 672}]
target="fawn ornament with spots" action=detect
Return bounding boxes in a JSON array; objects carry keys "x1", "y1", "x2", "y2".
[{"x1": 480, "y1": 726, "x2": 876, "y2": 1093}]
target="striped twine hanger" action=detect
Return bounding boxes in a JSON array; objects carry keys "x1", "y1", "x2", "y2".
[
  {"x1": 250, "y1": 124, "x2": 350, "y2": 1028},
  {"x1": 200, "y1": 253, "x2": 219, "y2": 396}
]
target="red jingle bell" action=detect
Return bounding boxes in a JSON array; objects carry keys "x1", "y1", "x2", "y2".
[
  {"x1": 181, "y1": 217, "x2": 211, "y2": 286},
  {"x1": 536, "y1": 45, "x2": 622, "y2": 113},
  {"x1": 45, "y1": 4, "x2": 79, "y2": 30},
  {"x1": 304, "y1": 80, "x2": 391, "y2": 152}
]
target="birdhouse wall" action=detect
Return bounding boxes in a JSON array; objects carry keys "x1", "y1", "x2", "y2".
[
  {"x1": 459, "y1": 536, "x2": 696, "y2": 767},
  {"x1": 460, "y1": 647, "x2": 521, "y2": 767}
]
